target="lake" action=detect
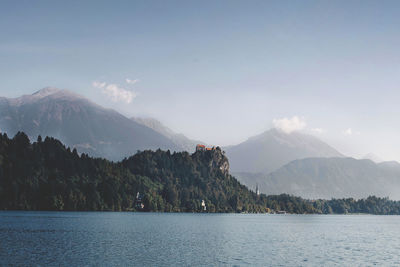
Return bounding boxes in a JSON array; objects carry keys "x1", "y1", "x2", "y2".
[{"x1": 1, "y1": 212, "x2": 399, "y2": 266}]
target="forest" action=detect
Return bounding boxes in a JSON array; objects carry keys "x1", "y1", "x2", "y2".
[{"x1": 0, "y1": 132, "x2": 400, "y2": 215}]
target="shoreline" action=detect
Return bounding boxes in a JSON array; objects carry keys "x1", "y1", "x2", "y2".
[{"x1": 0, "y1": 210, "x2": 394, "y2": 215}]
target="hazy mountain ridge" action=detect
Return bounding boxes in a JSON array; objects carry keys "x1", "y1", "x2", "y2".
[
  {"x1": 131, "y1": 117, "x2": 204, "y2": 153},
  {"x1": 236, "y1": 157, "x2": 400, "y2": 200},
  {"x1": 0, "y1": 88, "x2": 345, "y2": 168},
  {"x1": 225, "y1": 128, "x2": 344, "y2": 174},
  {"x1": 0, "y1": 88, "x2": 181, "y2": 160},
  {"x1": 362, "y1": 152, "x2": 383, "y2": 163}
]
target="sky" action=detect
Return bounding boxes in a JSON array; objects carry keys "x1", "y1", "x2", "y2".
[{"x1": 1, "y1": 0, "x2": 400, "y2": 161}]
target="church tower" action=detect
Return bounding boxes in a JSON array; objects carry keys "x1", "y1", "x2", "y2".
[{"x1": 256, "y1": 184, "x2": 260, "y2": 196}]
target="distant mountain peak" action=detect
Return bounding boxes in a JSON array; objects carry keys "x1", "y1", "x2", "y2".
[
  {"x1": 271, "y1": 127, "x2": 296, "y2": 135},
  {"x1": 225, "y1": 127, "x2": 344, "y2": 173},
  {"x1": 33, "y1": 87, "x2": 85, "y2": 101},
  {"x1": 5, "y1": 87, "x2": 85, "y2": 107},
  {"x1": 32, "y1": 87, "x2": 61, "y2": 98}
]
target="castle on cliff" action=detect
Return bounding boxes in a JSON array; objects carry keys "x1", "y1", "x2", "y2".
[{"x1": 196, "y1": 144, "x2": 217, "y2": 152}]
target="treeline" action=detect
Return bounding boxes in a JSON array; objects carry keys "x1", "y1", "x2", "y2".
[
  {"x1": 263, "y1": 194, "x2": 400, "y2": 215},
  {"x1": 0, "y1": 132, "x2": 400, "y2": 214},
  {"x1": 0, "y1": 132, "x2": 266, "y2": 212}
]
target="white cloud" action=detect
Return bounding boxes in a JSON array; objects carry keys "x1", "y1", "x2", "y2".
[
  {"x1": 92, "y1": 81, "x2": 106, "y2": 89},
  {"x1": 343, "y1": 128, "x2": 353, "y2": 135},
  {"x1": 311, "y1": 128, "x2": 325, "y2": 134},
  {"x1": 103, "y1": 84, "x2": 136, "y2": 104},
  {"x1": 125, "y1": 78, "x2": 139, "y2": 85},
  {"x1": 343, "y1": 128, "x2": 360, "y2": 136},
  {"x1": 273, "y1": 116, "x2": 306, "y2": 134},
  {"x1": 93, "y1": 81, "x2": 136, "y2": 104}
]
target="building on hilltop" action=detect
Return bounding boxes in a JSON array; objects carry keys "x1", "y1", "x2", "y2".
[
  {"x1": 196, "y1": 144, "x2": 206, "y2": 151},
  {"x1": 196, "y1": 144, "x2": 218, "y2": 152}
]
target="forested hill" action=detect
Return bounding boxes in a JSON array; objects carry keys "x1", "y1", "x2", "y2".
[
  {"x1": 0, "y1": 132, "x2": 267, "y2": 212},
  {"x1": 1, "y1": 132, "x2": 400, "y2": 215}
]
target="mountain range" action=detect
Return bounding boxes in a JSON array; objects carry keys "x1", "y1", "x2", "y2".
[
  {"x1": 237, "y1": 157, "x2": 400, "y2": 200},
  {"x1": 2, "y1": 88, "x2": 400, "y2": 200},
  {"x1": 0, "y1": 88, "x2": 346, "y2": 169}
]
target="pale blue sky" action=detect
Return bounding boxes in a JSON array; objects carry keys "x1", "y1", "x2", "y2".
[{"x1": 1, "y1": 0, "x2": 400, "y2": 160}]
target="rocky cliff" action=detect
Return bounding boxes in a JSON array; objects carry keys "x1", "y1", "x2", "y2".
[{"x1": 192, "y1": 147, "x2": 230, "y2": 177}]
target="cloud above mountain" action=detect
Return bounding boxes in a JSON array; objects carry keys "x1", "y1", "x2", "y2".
[
  {"x1": 93, "y1": 81, "x2": 136, "y2": 104},
  {"x1": 272, "y1": 116, "x2": 306, "y2": 134},
  {"x1": 343, "y1": 128, "x2": 360, "y2": 136},
  {"x1": 311, "y1": 128, "x2": 325, "y2": 134},
  {"x1": 125, "y1": 78, "x2": 139, "y2": 85}
]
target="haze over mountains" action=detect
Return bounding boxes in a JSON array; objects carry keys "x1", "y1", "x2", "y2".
[
  {"x1": 227, "y1": 129, "x2": 400, "y2": 200},
  {"x1": 362, "y1": 153, "x2": 383, "y2": 163},
  {"x1": 225, "y1": 128, "x2": 344, "y2": 173},
  {"x1": 0, "y1": 88, "x2": 181, "y2": 160},
  {"x1": 131, "y1": 117, "x2": 203, "y2": 153},
  {"x1": 0, "y1": 88, "x2": 344, "y2": 167},
  {"x1": 2, "y1": 88, "x2": 400, "y2": 200},
  {"x1": 237, "y1": 158, "x2": 400, "y2": 200},
  {"x1": 219, "y1": 125, "x2": 400, "y2": 200}
]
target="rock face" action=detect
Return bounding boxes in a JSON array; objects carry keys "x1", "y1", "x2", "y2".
[
  {"x1": 211, "y1": 148, "x2": 230, "y2": 176},
  {"x1": 193, "y1": 147, "x2": 230, "y2": 177}
]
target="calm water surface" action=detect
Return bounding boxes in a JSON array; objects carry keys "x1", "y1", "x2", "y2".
[{"x1": 0, "y1": 212, "x2": 399, "y2": 266}]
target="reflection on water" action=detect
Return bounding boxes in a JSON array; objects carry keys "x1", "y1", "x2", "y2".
[{"x1": 1, "y1": 212, "x2": 400, "y2": 266}]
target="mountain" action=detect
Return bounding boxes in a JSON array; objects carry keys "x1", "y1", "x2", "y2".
[
  {"x1": 225, "y1": 128, "x2": 344, "y2": 174},
  {"x1": 131, "y1": 117, "x2": 204, "y2": 153},
  {"x1": 362, "y1": 153, "x2": 383, "y2": 163},
  {"x1": 0, "y1": 88, "x2": 181, "y2": 160},
  {"x1": 378, "y1": 161, "x2": 400, "y2": 173},
  {"x1": 240, "y1": 157, "x2": 400, "y2": 200}
]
